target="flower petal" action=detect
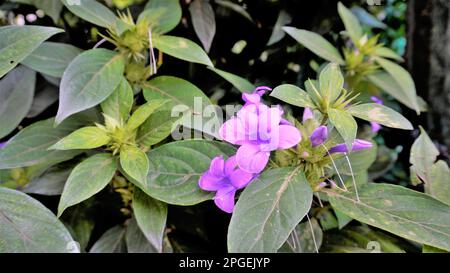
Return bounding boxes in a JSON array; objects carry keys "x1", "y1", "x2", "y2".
[
  {"x1": 236, "y1": 144, "x2": 270, "y2": 173},
  {"x1": 302, "y1": 107, "x2": 314, "y2": 123},
  {"x1": 229, "y1": 169, "x2": 254, "y2": 189},
  {"x1": 371, "y1": 121, "x2": 381, "y2": 133},
  {"x1": 219, "y1": 117, "x2": 247, "y2": 145},
  {"x1": 310, "y1": 125, "x2": 328, "y2": 147},
  {"x1": 209, "y1": 156, "x2": 225, "y2": 177},
  {"x1": 214, "y1": 186, "x2": 236, "y2": 213},
  {"x1": 199, "y1": 172, "x2": 226, "y2": 191},
  {"x1": 276, "y1": 125, "x2": 302, "y2": 149},
  {"x1": 224, "y1": 155, "x2": 237, "y2": 176}
]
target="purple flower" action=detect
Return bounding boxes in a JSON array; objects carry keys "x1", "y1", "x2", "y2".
[
  {"x1": 310, "y1": 126, "x2": 328, "y2": 147},
  {"x1": 302, "y1": 107, "x2": 314, "y2": 123},
  {"x1": 0, "y1": 142, "x2": 6, "y2": 149},
  {"x1": 199, "y1": 156, "x2": 255, "y2": 213},
  {"x1": 329, "y1": 139, "x2": 373, "y2": 154},
  {"x1": 242, "y1": 86, "x2": 272, "y2": 106},
  {"x1": 370, "y1": 96, "x2": 383, "y2": 133},
  {"x1": 220, "y1": 103, "x2": 301, "y2": 173}
]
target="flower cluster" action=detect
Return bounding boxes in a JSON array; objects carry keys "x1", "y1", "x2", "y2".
[{"x1": 199, "y1": 87, "x2": 302, "y2": 213}]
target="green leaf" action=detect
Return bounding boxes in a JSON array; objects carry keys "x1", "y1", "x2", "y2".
[
  {"x1": 367, "y1": 72, "x2": 420, "y2": 112},
  {"x1": 228, "y1": 167, "x2": 313, "y2": 253},
  {"x1": 62, "y1": 202, "x2": 95, "y2": 252},
  {"x1": 270, "y1": 84, "x2": 315, "y2": 108},
  {"x1": 0, "y1": 25, "x2": 63, "y2": 78},
  {"x1": 0, "y1": 66, "x2": 36, "y2": 138},
  {"x1": 21, "y1": 42, "x2": 82, "y2": 78},
  {"x1": 56, "y1": 49, "x2": 125, "y2": 124},
  {"x1": 90, "y1": 225, "x2": 126, "y2": 253},
  {"x1": 58, "y1": 153, "x2": 117, "y2": 217},
  {"x1": 189, "y1": 0, "x2": 216, "y2": 52},
  {"x1": 153, "y1": 35, "x2": 213, "y2": 67},
  {"x1": 279, "y1": 218, "x2": 322, "y2": 253},
  {"x1": 348, "y1": 103, "x2": 413, "y2": 130},
  {"x1": 27, "y1": 85, "x2": 59, "y2": 118},
  {"x1": 423, "y1": 244, "x2": 448, "y2": 253},
  {"x1": 137, "y1": 110, "x2": 177, "y2": 147},
  {"x1": 327, "y1": 183, "x2": 450, "y2": 251},
  {"x1": 282, "y1": 27, "x2": 344, "y2": 65},
  {"x1": 214, "y1": 0, "x2": 253, "y2": 23},
  {"x1": 126, "y1": 100, "x2": 168, "y2": 131},
  {"x1": 49, "y1": 126, "x2": 110, "y2": 150},
  {"x1": 267, "y1": 10, "x2": 292, "y2": 46},
  {"x1": 125, "y1": 216, "x2": 158, "y2": 253},
  {"x1": 0, "y1": 117, "x2": 86, "y2": 169},
  {"x1": 427, "y1": 161, "x2": 450, "y2": 206},
  {"x1": 318, "y1": 63, "x2": 344, "y2": 104},
  {"x1": 120, "y1": 145, "x2": 149, "y2": 184},
  {"x1": 9, "y1": 0, "x2": 63, "y2": 23},
  {"x1": 61, "y1": 0, "x2": 118, "y2": 29},
  {"x1": 143, "y1": 76, "x2": 219, "y2": 138},
  {"x1": 410, "y1": 126, "x2": 439, "y2": 183},
  {"x1": 23, "y1": 165, "x2": 72, "y2": 196},
  {"x1": 100, "y1": 78, "x2": 134, "y2": 123},
  {"x1": 133, "y1": 188, "x2": 168, "y2": 253},
  {"x1": 374, "y1": 57, "x2": 420, "y2": 114},
  {"x1": 141, "y1": 0, "x2": 182, "y2": 34},
  {"x1": 137, "y1": 140, "x2": 236, "y2": 205},
  {"x1": 373, "y1": 47, "x2": 404, "y2": 62},
  {"x1": 328, "y1": 108, "x2": 357, "y2": 151},
  {"x1": 0, "y1": 187, "x2": 77, "y2": 253},
  {"x1": 337, "y1": 2, "x2": 363, "y2": 45},
  {"x1": 207, "y1": 67, "x2": 255, "y2": 93}
]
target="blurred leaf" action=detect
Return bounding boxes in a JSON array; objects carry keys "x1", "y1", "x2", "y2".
[
  {"x1": 189, "y1": 0, "x2": 216, "y2": 53},
  {"x1": 215, "y1": 0, "x2": 253, "y2": 23},
  {"x1": 374, "y1": 57, "x2": 420, "y2": 114},
  {"x1": 228, "y1": 167, "x2": 313, "y2": 253},
  {"x1": 373, "y1": 47, "x2": 404, "y2": 62},
  {"x1": 125, "y1": 216, "x2": 158, "y2": 253},
  {"x1": 350, "y1": 6, "x2": 387, "y2": 29},
  {"x1": 267, "y1": 10, "x2": 292, "y2": 46},
  {"x1": 9, "y1": 0, "x2": 63, "y2": 23},
  {"x1": 410, "y1": 127, "x2": 439, "y2": 184},
  {"x1": 23, "y1": 165, "x2": 73, "y2": 196},
  {"x1": 0, "y1": 66, "x2": 36, "y2": 138},
  {"x1": 337, "y1": 2, "x2": 363, "y2": 45}
]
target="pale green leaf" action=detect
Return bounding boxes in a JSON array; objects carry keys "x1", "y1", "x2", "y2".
[
  {"x1": 318, "y1": 63, "x2": 344, "y2": 103},
  {"x1": 90, "y1": 225, "x2": 126, "y2": 253},
  {"x1": 337, "y1": 2, "x2": 363, "y2": 44},
  {"x1": 126, "y1": 100, "x2": 168, "y2": 131},
  {"x1": 57, "y1": 153, "x2": 117, "y2": 217},
  {"x1": 120, "y1": 145, "x2": 149, "y2": 184},
  {"x1": 100, "y1": 77, "x2": 134, "y2": 122},
  {"x1": 137, "y1": 110, "x2": 177, "y2": 147},
  {"x1": 270, "y1": 84, "x2": 315, "y2": 108},
  {"x1": 328, "y1": 108, "x2": 357, "y2": 151},
  {"x1": 283, "y1": 27, "x2": 344, "y2": 65},
  {"x1": 61, "y1": 0, "x2": 118, "y2": 29},
  {"x1": 49, "y1": 126, "x2": 110, "y2": 150},
  {"x1": 348, "y1": 103, "x2": 413, "y2": 130},
  {"x1": 207, "y1": 67, "x2": 255, "y2": 93}
]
